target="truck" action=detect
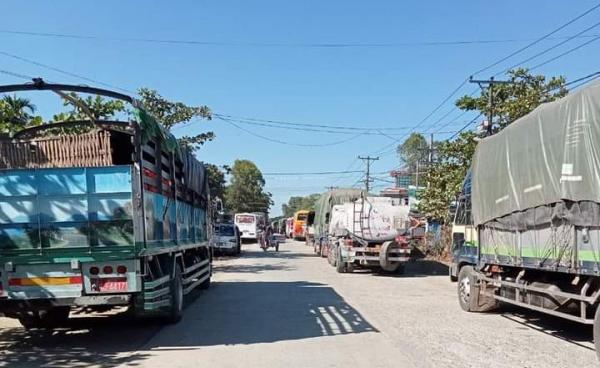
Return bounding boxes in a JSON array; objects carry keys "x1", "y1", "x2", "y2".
[
  {"x1": 0, "y1": 80, "x2": 212, "y2": 328},
  {"x1": 313, "y1": 189, "x2": 364, "y2": 258},
  {"x1": 451, "y1": 80, "x2": 600, "y2": 357},
  {"x1": 327, "y1": 195, "x2": 413, "y2": 273}
]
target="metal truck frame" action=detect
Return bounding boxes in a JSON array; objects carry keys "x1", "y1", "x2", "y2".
[{"x1": 0, "y1": 80, "x2": 212, "y2": 328}]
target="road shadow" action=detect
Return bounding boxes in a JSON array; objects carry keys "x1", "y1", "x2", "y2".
[
  {"x1": 213, "y1": 262, "x2": 295, "y2": 274},
  {"x1": 368, "y1": 259, "x2": 450, "y2": 278},
  {"x1": 0, "y1": 310, "x2": 158, "y2": 368},
  {"x1": 144, "y1": 281, "x2": 378, "y2": 349},
  {"x1": 500, "y1": 309, "x2": 594, "y2": 351}
]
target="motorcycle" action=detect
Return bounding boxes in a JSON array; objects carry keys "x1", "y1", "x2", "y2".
[{"x1": 260, "y1": 232, "x2": 280, "y2": 252}]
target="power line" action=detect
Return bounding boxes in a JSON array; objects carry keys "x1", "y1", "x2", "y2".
[
  {"x1": 530, "y1": 34, "x2": 600, "y2": 71},
  {"x1": 213, "y1": 113, "x2": 410, "y2": 131},
  {"x1": 497, "y1": 19, "x2": 600, "y2": 76},
  {"x1": 471, "y1": 2, "x2": 600, "y2": 76},
  {"x1": 0, "y1": 68, "x2": 33, "y2": 80},
  {"x1": 219, "y1": 116, "x2": 362, "y2": 147},
  {"x1": 5, "y1": 29, "x2": 600, "y2": 48},
  {"x1": 263, "y1": 170, "x2": 363, "y2": 176},
  {"x1": 0, "y1": 50, "x2": 135, "y2": 94}
]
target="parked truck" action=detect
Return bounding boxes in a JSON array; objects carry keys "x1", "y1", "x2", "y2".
[
  {"x1": 327, "y1": 195, "x2": 413, "y2": 273},
  {"x1": 451, "y1": 81, "x2": 600, "y2": 357},
  {"x1": 313, "y1": 189, "x2": 364, "y2": 258},
  {"x1": 0, "y1": 80, "x2": 212, "y2": 328}
]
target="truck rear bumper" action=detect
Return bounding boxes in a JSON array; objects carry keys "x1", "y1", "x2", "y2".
[{"x1": 0, "y1": 294, "x2": 131, "y2": 314}]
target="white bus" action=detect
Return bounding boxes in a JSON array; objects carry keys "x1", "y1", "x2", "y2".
[{"x1": 234, "y1": 213, "x2": 266, "y2": 241}]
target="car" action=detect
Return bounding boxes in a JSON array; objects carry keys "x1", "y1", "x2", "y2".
[{"x1": 211, "y1": 223, "x2": 241, "y2": 255}]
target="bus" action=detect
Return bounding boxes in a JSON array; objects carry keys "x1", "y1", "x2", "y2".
[
  {"x1": 235, "y1": 213, "x2": 265, "y2": 241},
  {"x1": 293, "y1": 210, "x2": 309, "y2": 240}
]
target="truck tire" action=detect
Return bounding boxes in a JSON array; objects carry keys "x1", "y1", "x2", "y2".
[
  {"x1": 458, "y1": 265, "x2": 476, "y2": 312},
  {"x1": 336, "y1": 249, "x2": 346, "y2": 273},
  {"x1": 594, "y1": 306, "x2": 600, "y2": 361},
  {"x1": 457, "y1": 265, "x2": 498, "y2": 313},
  {"x1": 167, "y1": 266, "x2": 184, "y2": 323},
  {"x1": 380, "y1": 241, "x2": 401, "y2": 273}
]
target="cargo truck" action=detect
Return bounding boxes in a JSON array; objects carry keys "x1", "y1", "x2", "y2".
[
  {"x1": 0, "y1": 80, "x2": 212, "y2": 328},
  {"x1": 451, "y1": 81, "x2": 600, "y2": 358}
]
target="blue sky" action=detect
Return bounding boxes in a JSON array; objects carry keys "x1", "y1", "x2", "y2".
[{"x1": 1, "y1": 1, "x2": 600, "y2": 216}]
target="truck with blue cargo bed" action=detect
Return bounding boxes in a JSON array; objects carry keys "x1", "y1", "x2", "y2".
[
  {"x1": 451, "y1": 81, "x2": 600, "y2": 358},
  {"x1": 0, "y1": 80, "x2": 212, "y2": 327}
]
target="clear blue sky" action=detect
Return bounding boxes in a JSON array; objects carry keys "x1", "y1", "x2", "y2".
[{"x1": 1, "y1": 1, "x2": 599, "y2": 216}]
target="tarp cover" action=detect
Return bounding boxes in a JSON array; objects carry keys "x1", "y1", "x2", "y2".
[
  {"x1": 313, "y1": 188, "x2": 365, "y2": 238},
  {"x1": 472, "y1": 81, "x2": 600, "y2": 226}
]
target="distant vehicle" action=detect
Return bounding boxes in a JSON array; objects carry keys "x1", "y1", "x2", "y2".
[
  {"x1": 235, "y1": 212, "x2": 265, "y2": 241},
  {"x1": 305, "y1": 211, "x2": 316, "y2": 246},
  {"x1": 285, "y1": 217, "x2": 294, "y2": 238},
  {"x1": 451, "y1": 82, "x2": 600, "y2": 359},
  {"x1": 211, "y1": 223, "x2": 240, "y2": 255},
  {"x1": 0, "y1": 81, "x2": 212, "y2": 328},
  {"x1": 293, "y1": 210, "x2": 309, "y2": 239},
  {"x1": 328, "y1": 196, "x2": 412, "y2": 274}
]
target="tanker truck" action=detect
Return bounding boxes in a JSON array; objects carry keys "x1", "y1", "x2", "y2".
[
  {"x1": 451, "y1": 80, "x2": 600, "y2": 358},
  {"x1": 327, "y1": 195, "x2": 413, "y2": 274}
]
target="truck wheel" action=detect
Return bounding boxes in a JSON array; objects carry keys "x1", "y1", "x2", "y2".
[
  {"x1": 379, "y1": 241, "x2": 400, "y2": 272},
  {"x1": 594, "y1": 306, "x2": 600, "y2": 361},
  {"x1": 167, "y1": 266, "x2": 184, "y2": 323},
  {"x1": 458, "y1": 265, "x2": 475, "y2": 312},
  {"x1": 336, "y1": 249, "x2": 346, "y2": 273}
]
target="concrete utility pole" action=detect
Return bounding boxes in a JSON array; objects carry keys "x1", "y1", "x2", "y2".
[
  {"x1": 358, "y1": 156, "x2": 379, "y2": 193},
  {"x1": 469, "y1": 76, "x2": 512, "y2": 135}
]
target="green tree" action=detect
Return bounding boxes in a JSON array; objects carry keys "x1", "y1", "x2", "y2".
[
  {"x1": 397, "y1": 133, "x2": 427, "y2": 181},
  {"x1": 419, "y1": 68, "x2": 567, "y2": 223},
  {"x1": 224, "y1": 159, "x2": 273, "y2": 214},
  {"x1": 206, "y1": 163, "x2": 229, "y2": 203},
  {"x1": 456, "y1": 68, "x2": 567, "y2": 129},
  {"x1": 52, "y1": 93, "x2": 126, "y2": 122},
  {"x1": 137, "y1": 88, "x2": 213, "y2": 151},
  {"x1": 282, "y1": 193, "x2": 321, "y2": 217},
  {"x1": 0, "y1": 95, "x2": 42, "y2": 134}
]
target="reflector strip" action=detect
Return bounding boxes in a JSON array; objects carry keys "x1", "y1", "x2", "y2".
[{"x1": 8, "y1": 276, "x2": 82, "y2": 286}]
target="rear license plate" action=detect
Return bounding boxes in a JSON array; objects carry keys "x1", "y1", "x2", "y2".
[{"x1": 98, "y1": 278, "x2": 127, "y2": 292}]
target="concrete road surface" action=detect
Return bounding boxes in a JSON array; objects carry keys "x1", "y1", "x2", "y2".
[{"x1": 0, "y1": 240, "x2": 596, "y2": 367}]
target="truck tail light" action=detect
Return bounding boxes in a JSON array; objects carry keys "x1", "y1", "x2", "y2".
[
  {"x1": 89, "y1": 266, "x2": 100, "y2": 275},
  {"x1": 103, "y1": 265, "x2": 113, "y2": 274},
  {"x1": 116, "y1": 265, "x2": 127, "y2": 274},
  {"x1": 395, "y1": 235, "x2": 408, "y2": 247}
]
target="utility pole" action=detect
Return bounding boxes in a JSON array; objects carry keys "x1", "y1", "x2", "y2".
[
  {"x1": 358, "y1": 156, "x2": 379, "y2": 193},
  {"x1": 469, "y1": 76, "x2": 512, "y2": 135}
]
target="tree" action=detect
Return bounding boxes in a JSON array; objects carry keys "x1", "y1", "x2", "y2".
[
  {"x1": 206, "y1": 163, "x2": 228, "y2": 202},
  {"x1": 417, "y1": 132, "x2": 477, "y2": 223},
  {"x1": 52, "y1": 93, "x2": 126, "y2": 122},
  {"x1": 282, "y1": 193, "x2": 321, "y2": 217},
  {"x1": 137, "y1": 88, "x2": 213, "y2": 151},
  {"x1": 456, "y1": 68, "x2": 567, "y2": 129},
  {"x1": 224, "y1": 160, "x2": 273, "y2": 214},
  {"x1": 419, "y1": 69, "x2": 567, "y2": 223},
  {"x1": 0, "y1": 95, "x2": 42, "y2": 134},
  {"x1": 397, "y1": 133, "x2": 427, "y2": 182}
]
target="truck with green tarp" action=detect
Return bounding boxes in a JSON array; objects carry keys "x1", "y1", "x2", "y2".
[
  {"x1": 313, "y1": 189, "x2": 412, "y2": 273},
  {"x1": 452, "y1": 80, "x2": 600, "y2": 358},
  {"x1": 0, "y1": 80, "x2": 212, "y2": 327}
]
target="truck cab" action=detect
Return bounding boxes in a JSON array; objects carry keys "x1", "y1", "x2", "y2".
[{"x1": 449, "y1": 171, "x2": 478, "y2": 281}]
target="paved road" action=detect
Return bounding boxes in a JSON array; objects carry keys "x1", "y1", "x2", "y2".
[{"x1": 0, "y1": 240, "x2": 597, "y2": 367}]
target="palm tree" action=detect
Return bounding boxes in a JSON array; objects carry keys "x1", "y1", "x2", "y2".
[{"x1": 2, "y1": 94, "x2": 36, "y2": 122}]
